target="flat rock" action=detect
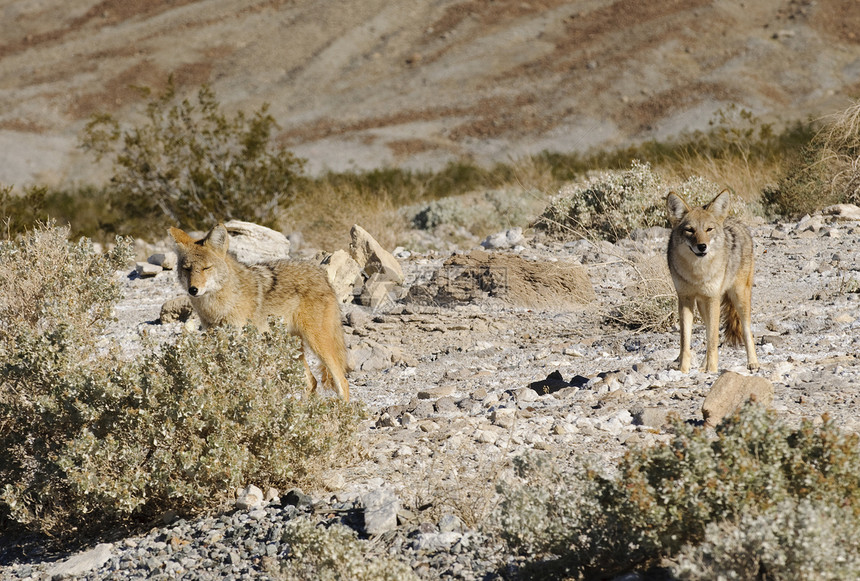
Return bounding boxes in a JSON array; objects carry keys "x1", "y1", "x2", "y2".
[{"x1": 47, "y1": 543, "x2": 113, "y2": 579}]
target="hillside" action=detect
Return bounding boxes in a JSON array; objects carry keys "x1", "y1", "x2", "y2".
[{"x1": 1, "y1": 0, "x2": 860, "y2": 185}]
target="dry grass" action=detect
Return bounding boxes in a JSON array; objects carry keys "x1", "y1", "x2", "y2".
[
  {"x1": 660, "y1": 153, "x2": 781, "y2": 209},
  {"x1": 611, "y1": 254, "x2": 678, "y2": 332},
  {"x1": 812, "y1": 100, "x2": 860, "y2": 205},
  {"x1": 280, "y1": 183, "x2": 409, "y2": 252}
]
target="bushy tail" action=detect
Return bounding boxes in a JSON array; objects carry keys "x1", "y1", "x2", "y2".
[{"x1": 721, "y1": 295, "x2": 743, "y2": 346}]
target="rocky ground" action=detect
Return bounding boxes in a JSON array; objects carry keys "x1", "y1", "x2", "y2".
[{"x1": 3, "y1": 205, "x2": 860, "y2": 580}]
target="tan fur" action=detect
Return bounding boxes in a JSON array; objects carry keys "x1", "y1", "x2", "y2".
[
  {"x1": 666, "y1": 191, "x2": 759, "y2": 373},
  {"x1": 169, "y1": 224, "x2": 350, "y2": 401}
]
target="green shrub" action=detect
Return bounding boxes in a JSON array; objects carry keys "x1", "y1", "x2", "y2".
[
  {"x1": 80, "y1": 78, "x2": 306, "y2": 230},
  {"x1": 490, "y1": 404, "x2": 860, "y2": 580},
  {"x1": 277, "y1": 518, "x2": 419, "y2": 581},
  {"x1": 533, "y1": 161, "x2": 721, "y2": 242},
  {"x1": 0, "y1": 225, "x2": 362, "y2": 538}
]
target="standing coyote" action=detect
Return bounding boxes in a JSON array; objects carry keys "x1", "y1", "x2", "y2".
[
  {"x1": 169, "y1": 224, "x2": 350, "y2": 401},
  {"x1": 666, "y1": 191, "x2": 759, "y2": 373}
]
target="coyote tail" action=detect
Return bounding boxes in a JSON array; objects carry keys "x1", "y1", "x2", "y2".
[{"x1": 720, "y1": 294, "x2": 743, "y2": 347}]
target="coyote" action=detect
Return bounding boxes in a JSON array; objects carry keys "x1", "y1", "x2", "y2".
[
  {"x1": 169, "y1": 224, "x2": 350, "y2": 401},
  {"x1": 666, "y1": 191, "x2": 759, "y2": 373}
]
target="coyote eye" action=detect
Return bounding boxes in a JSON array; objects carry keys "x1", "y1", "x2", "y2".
[
  {"x1": 706, "y1": 227, "x2": 714, "y2": 232},
  {"x1": 202, "y1": 265, "x2": 213, "y2": 271},
  {"x1": 684, "y1": 227, "x2": 695, "y2": 235}
]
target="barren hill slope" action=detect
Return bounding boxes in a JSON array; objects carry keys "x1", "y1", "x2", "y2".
[{"x1": 1, "y1": 0, "x2": 859, "y2": 185}]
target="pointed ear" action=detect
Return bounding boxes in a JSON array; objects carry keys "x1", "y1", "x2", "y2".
[
  {"x1": 169, "y1": 226, "x2": 194, "y2": 246},
  {"x1": 203, "y1": 223, "x2": 229, "y2": 253},
  {"x1": 666, "y1": 192, "x2": 690, "y2": 225},
  {"x1": 705, "y1": 189, "x2": 731, "y2": 220}
]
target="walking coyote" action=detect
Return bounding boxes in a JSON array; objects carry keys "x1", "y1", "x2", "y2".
[
  {"x1": 169, "y1": 224, "x2": 350, "y2": 401},
  {"x1": 666, "y1": 191, "x2": 759, "y2": 373}
]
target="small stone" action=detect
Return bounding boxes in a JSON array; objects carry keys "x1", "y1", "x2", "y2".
[
  {"x1": 235, "y1": 484, "x2": 264, "y2": 509},
  {"x1": 439, "y1": 514, "x2": 464, "y2": 533},
  {"x1": 434, "y1": 397, "x2": 457, "y2": 413},
  {"x1": 491, "y1": 408, "x2": 516, "y2": 429},
  {"x1": 148, "y1": 251, "x2": 177, "y2": 270},
  {"x1": 264, "y1": 487, "x2": 280, "y2": 503},
  {"x1": 417, "y1": 385, "x2": 455, "y2": 399},
  {"x1": 135, "y1": 261, "x2": 162, "y2": 277},
  {"x1": 632, "y1": 407, "x2": 671, "y2": 428},
  {"x1": 283, "y1": 489, "x2": 313, "y2": 509},
  {"x1": 512, "y1": 387, "x2": 539, "y2": 403}
]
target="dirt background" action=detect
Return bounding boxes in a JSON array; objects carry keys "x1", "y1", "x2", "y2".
[{"x1": 2, "y1": 0, "x2": 860, "y2": 186}]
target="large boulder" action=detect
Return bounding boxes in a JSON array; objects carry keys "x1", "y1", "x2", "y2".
[{"x1": 349, "y1": 224, "x2": 404, "y2": 284}]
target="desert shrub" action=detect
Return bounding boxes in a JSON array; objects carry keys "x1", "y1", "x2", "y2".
[
  {"x1": 0, "y1": 222, "x2": 132, "y2": 344},
  {"x1": 675, "y1": 499, "x2": 860, "y2": 580},
  {"x1": 533, "y1": 161, "x2": 722, "y2": 242},
  {"x1": 490, "y1": 404, "x2": 860, "y2": 579},
  {"x1": 277, "y1": 518, "x2": 419, "y2": 581},
  {"x1": 80, "y1": 78, "x2": 306, "y2": 230},
  {"x1": 0, "y1": 225, "x2": 362, "y2": 538}
]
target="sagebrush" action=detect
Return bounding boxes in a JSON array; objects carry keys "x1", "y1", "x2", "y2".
[
  {"x1": 533, "y1": 161, "x2": 723, "y2": 242},
  {"x1": 277, "y1": 518, "x2": 419, "y2": 581},
  {"x1": 0, "y1": 225, "x2": 362, "y2": 538},
  {"x1": 491, "y1": 403, "x2": 860, "y2": 580}
]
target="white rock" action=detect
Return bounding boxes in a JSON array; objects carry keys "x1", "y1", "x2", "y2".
[
  {"x1": 412, "y1": 531, "x2": 463, "y2": 551},
  {"x1": 321, "y1": 249, "x2": 362, "y2": 304},
  {"x1": 362, "y1": 486, "x2": 400, "y2": 535},
  {"x1": 135, "y1": 261, "x2": 161, "y2": 277},
  {"x1": 223, "y1": 220, "x2": 291, "y2": 263},
  {"x1": 47, "y1": 543, "x2": 113, "y2": 579},
  {"x1": 349, "y1": 224, "x2": 404, "y2": 283},
  {"x1": 235, "y1": 484, "x2": 264, "y2": 510}
]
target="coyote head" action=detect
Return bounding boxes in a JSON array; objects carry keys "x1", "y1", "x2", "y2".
[
  {"x1": 168, "y1": 224, "x2": 230, "y2": 297},
  {"x1": 666, "y1": 191, "x2": 731, "y2": 257}
]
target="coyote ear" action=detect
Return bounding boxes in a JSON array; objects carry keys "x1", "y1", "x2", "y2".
[
  {"x1": 169, "y1": 226, "x2": 194, "y2": 246},
  {"x1": 203, "y1": 223, "x2": 230, "y2": 253},
  {"x1": 705, "y1": 189, "x2": 731, "y2": 220},
  {"x1": 666, "y1": 192, "x2": 689, "y2": 225}
]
